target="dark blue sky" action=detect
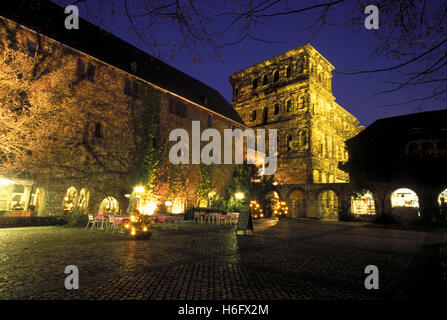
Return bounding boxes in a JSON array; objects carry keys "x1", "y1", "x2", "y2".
[{"x1": 64, "y1": 0, "x2": 445, "y2": 127}]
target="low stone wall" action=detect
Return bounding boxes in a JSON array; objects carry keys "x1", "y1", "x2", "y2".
[{"x1": 0, "y1": 216, "x2": 67, "y2": 228}]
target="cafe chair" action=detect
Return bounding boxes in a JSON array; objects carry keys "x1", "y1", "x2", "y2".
[{"x1": 85, "y1": 214, "x2": 95, "y2": 230}]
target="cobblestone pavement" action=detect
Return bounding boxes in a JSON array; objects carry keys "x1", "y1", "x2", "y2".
[{"x1": 0, "y1": 219, "x2": 441, "y2": 300}]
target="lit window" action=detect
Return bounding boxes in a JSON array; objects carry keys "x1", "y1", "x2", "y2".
[
  {"x1": 262, "y1": 75, "x2": 268, "y2": 85},
  {"x1": 250, "y1": 110, "x2": 257, "y2": 121},
  {"x1": 94, "y1": 123, "x2": 103, "y2": 138},
  {"x1": 252, "y1": 79, "x2": 258, "y2": 89},
  {"x1": 287, "y1": 135, "x2": 293, "y2": 151},
  {"x1": 273, "y1": 70, "x2": 279, "y2": 82}
]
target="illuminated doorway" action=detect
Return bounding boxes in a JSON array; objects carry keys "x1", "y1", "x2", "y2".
[
  {"x1": 77, "y1": 188, "x2": 90, "y2": 211},
  {"x1": 99, "y1": 197, "x2": 119, "y2": 215},
  {"x1": 289, "y1": 190, "x2": 305, "y2": 218},
  {"x1": 62, "y1": 187, "x2": 77, "y2": 212}
]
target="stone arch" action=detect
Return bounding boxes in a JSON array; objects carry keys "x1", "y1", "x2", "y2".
[
  {"x1": 262, "y1": 74, "x2": 268, "y2": 85},
  {"x1": 98, "y1": 196, "x2": 119, "y2": 215},
  {"x1": 250, "y1": 109, "x2": 257, "y2": 122},
  {"x1": 318, "y1": 189, "x2": 338, "y2": 220},
  {"x1": 62, "y1": 186, "x2": 77, "y2": 212},
  {"x1": 390, "y1": 187, "x2": 420, "y2": 217},
  {"x1": 298, "y1": 130, "x2": 308, "y2": 146},
  {"x1": 289, "y1": 189, "x2": 305, "y2": 218},
  {"x1": 286, "y1": 134, "x2": 293, "y2": 151},
  {"x1": 350, "y1": 189, "x2": 376, "y2": 215}
]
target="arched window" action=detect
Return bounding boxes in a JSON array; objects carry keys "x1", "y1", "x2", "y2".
[
  {"x1": 298, "y1": 131, "x2": 307, "y2": 145},
  {"x1": 252, "y1": 78, "x2": 258, "y2": 89},
  {"x1": 286, "y1": 134, "x2": 293, "y2": 151},
  {"x1": 286, "y1": 100, "x2": 292, "y2": 112},
  {"x1": 298, "y1": 96, "x2": 306, "y2": 109},
  {"x1": 262, "y1": 75, "x2": 268, "y2": 85},
  {"x1": 94, "y1": 122, "x2": 103, "y2": 138},
  {"x1": 250, "y1": 110, "x2": 257, "y2": 121},
  {"x1": 274, "y1": 103, "x2": 280, "y2": 115},
  {"x1": 78, "y1": 188, "x2": 90, "y2": 210},
  {"x1": 273, "y1": 70, "x2": 279, "y2": 82},
  {"x1": 63, "y1": 187, "x2": 77, "y2": 212}
]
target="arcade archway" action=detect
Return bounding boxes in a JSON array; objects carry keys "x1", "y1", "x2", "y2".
[{"x1": 318, "y1": 190, "x2": 338, "y2": 220}]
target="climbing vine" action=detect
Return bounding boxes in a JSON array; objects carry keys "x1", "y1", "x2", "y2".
[{"x1": 131, "y1": 84, "x2": 162, "y2": 199}]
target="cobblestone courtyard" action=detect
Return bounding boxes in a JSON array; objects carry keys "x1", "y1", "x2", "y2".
[{"x1": 0, "y1": 219, "x2": 443, "y2": 300}]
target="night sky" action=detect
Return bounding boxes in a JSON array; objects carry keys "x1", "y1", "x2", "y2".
[{"x1": 57, "y1": 1, "x2": 446, "y2": 127}]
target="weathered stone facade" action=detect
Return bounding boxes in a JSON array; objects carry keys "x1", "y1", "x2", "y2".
[
  {"x1": 230, "y1": 44, "x2": 363, "y2": 185},
  {"x1": 0, "y1": 4, "x2": 243, "y2": 217}
]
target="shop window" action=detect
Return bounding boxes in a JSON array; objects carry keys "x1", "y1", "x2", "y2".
[{"x1": 262, "y1": 75, "x2": 268, "y2": 85}]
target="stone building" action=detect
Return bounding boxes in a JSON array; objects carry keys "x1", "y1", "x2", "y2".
[
  {"x1": 230, "y1": 44, "x2": 363, "y2": 186},
  {"x1": 230, "y1": 44, "x2": 363, "y2": 219},
  {"x1": 344, "y1": 110, "x2": 447, "y2": 221},
  {"x1": 0, "y1": 0, "x2": 244, "y2": 217}
]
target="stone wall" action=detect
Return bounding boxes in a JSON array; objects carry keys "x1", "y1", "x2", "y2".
[
  {"x1": 0, "y1": 15, "x2": 243, "y2": 216},
  {"x1": 230, "y1": 44, "x2": 363, "y2": 187}
]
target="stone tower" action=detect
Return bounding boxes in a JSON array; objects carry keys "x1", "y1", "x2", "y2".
[{"x1": 230, "y1": 43, "x2": 362, "y2": 185}]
